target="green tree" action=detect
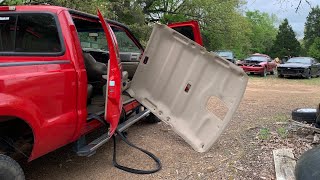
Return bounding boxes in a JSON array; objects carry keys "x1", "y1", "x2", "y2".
[
  {"x1": 0, "y1": 0, "x2": 25, "y2": 5},
  {"x1": 1, "y1": 0, "x2": 256, "y2": 58},
  {"x1": 308, "y1": 37, "x2": 320, "y2": 61},
  {"x1": 269, "y1": 19, "x2": 301, "y2": 58},
  {"x1": 299, "y1": 39, "x2": 308, "y2": 56},
  {"x1": 196, "y1": 0, "x2": 251, "y2": 58},
  {"x1": 304, "y1": 6, "x2": 320, "y2": 51},
  {"x1": 138, "y1": 0, "x2": 252, "y2": 58},
  {"x1": 140, "y1": 0, "x2": 193, "y2": 23},
  {"x1": 107, "y1": 0, "x2": 151, "y2": 46},
  {"x1": 245, "y1": 10, "x2": 278, "y2": 54},
  {"x1": 0, "y1": 0, "x2": 108, "y2": 14}
]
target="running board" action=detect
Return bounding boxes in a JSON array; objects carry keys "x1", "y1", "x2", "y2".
[{"x1": 76, "y1": 109, "x2": 151, "y2": 157}]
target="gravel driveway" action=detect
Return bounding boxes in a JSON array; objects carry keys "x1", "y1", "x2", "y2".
[{"x1": 23, "y1": 76, "x2": 320, "y2": 180}]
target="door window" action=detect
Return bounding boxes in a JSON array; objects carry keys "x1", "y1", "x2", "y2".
[
  {"x1": 171, "y1": 26, "x2": 195, "y2": 41},
  {"x1": 113, "y1": 29, "x2": 140, "y2": 53},
  {"x1": 78, "y1": 27, "x2": 140, "y2": 53}
]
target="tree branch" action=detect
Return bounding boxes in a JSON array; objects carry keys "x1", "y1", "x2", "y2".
[
  {"x1": 295, "y1": 0, "x2": 302, "y2": 12},
  {"x1": 295, "y1": 0, "x2": 312, "y2": 12},
  {"x1": 142, "y1": 0, "x2": 155, "y2": 14},
  {"x1": 146, "y1": 9, "x2": 201, "y2": 18}
]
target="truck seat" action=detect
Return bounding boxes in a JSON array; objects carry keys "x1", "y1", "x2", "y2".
[
  {"x1": 83, "y1": 52, "x2": 107, "y2": 82},
  {"x1": 87, "y1": 84, "x2": 93, "y2": 100}
]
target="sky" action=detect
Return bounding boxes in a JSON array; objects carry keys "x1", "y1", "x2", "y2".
[{"x1": 246, "y1": 0, "x2": 320, "y2": 39}]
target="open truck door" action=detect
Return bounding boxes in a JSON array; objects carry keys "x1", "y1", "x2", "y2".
[
  {"x1": 97, "y1": 10, "x2": 122, "y2": 136},
  {"x1": 168, "y1": 20, "x2": 203, "y2": 46},
  {"x1": 130, "y1": 24, "x2": 248, "y2": 152}
]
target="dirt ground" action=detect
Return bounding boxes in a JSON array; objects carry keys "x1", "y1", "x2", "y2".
[{"x1": 23, "y1": 75, "x2": 320, "y2": 180}]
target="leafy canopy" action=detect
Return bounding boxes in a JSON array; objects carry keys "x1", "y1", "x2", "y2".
[
  {"x1": 2, "y1": 0, "x2": 282, "y2": 59},
  {"x1": 308, "y1": 37, "x2": 320, "y2": 61},
  {"x1": 304, "y1": 6, "x2": 320, "y2": 53},
  {"x1": 270, "y1": 19, "x2": 301, "y2": 58},
  {"x1": 245, "y1": 10, "x2": 278, "y2": 55}
]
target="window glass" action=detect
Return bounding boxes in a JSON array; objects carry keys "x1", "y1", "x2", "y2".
[
  {"x1": 215, "y1": 51, "x2": 233, "y2": 59},
  {"x1": 172, "y1": 26, "x2": 195, "y2": 41},
  {"x1": 113, "y1": 29, "x2": 140, "y2": 53},
  {"x1": 0, "y1": 13, "x2": 62, "y2": 53},
  {"x1": 79, "y1": 31, "x2": 108, "y2": 50},
  {"x1": 245, "y1": 56, "x2": 268, "y2": 62},
  {"x1": 15, "y1": 14, "x2": 61, "y2": 52},
  {"x1": 78, "y1": 27, "x2": 140, "y2": 53},
  {"x1": 0, "y1": 15, "x2": 16, "y2": 51},
  {"x1": 287, "y1": 58, "x2": 312, "y2": 64}
]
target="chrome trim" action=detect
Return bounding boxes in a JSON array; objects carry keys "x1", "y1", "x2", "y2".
[
  {"x1": 117, "y1": 109, "x2": 150, "y2": 132},
  {"x1": 0, "y1": 60, "x2": 70, "y2": 67}
]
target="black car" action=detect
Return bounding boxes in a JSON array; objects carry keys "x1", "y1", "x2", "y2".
[
  {"x1": 277, "y1": 57, "x2": 320, "y2": 79},
  {"x1": 213, "y1": 50, "x2": 236, "y2": 63}
]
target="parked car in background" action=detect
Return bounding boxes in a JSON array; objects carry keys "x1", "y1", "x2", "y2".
[
  {"x1": 277, "y1": 57, "x2": 320, "y2": 79},
  {"x1": 238, "y1": 53, "x2": 277, "y2": 77},
  {"x1": 213, "y1": 50, "x2": 236, "y2": 63}
]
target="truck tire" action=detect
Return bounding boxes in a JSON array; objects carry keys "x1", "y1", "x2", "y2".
[
  {"x1": 0, "y1": 154, "x2": 25, "y2": 180},
  {"x1": 295, "y1": 146, "x2": 320, "y2": 180},
  {"x1": 145, "y1": 114, "x2": 161, "y2": 123},
  {"x1": 292, "y1": 108, "x2": 317, "y2": 124}
]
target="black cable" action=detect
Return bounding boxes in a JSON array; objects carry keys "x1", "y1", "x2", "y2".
[{"x1": 112, "y1": 129, "x2": 162, "y2": 174}]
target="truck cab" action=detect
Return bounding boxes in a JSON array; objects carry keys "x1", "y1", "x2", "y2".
[{"x1": 0, "y1": 5, "x2": 248, "y2": 179}]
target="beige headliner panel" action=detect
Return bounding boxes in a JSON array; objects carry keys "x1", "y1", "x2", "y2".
[{"x1": 130, "y1": 24, "x2": 248, "y2": 152}]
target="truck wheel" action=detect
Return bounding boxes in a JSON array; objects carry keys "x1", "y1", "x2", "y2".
[
  {"x1": 292, "y1": 108, "x2": 317, "y2": 124},
  {"x1": 278, "y1": 74, "x2": 284, "y2": 78},
  {"x1": 295, "y1": 146, "x2": 320, "y2": 180},
  {"x1": 0, "y1": 154, "x2": 25, "y2": 180},
  {"x1": 145, "y1": 114, "x2": 161, "y2": 123}
]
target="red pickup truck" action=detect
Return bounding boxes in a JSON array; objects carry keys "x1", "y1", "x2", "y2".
[{"x1": 0, "y1": 5, "x2": 248, "y2": 179}]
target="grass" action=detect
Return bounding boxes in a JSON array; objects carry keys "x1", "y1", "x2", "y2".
[
  {"x1": 259, "y1": 128, "x2": 270, "y2": 140},
  {"x1": 273, "y1": 114, "x2": 289, "y2": 122},
  {"x1": 292, "y1": 78, "x2": 320, "y2": 86},
  {"x1": 249, "y1": 75, "x2": 320, "y2": 86},
  {"x1": 277, "y1": 127, "x2": 288, "y2": 139}
]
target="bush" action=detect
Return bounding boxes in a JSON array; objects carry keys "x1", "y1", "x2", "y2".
[{"x1": 308, "y1": 37, "x2": 320, "y2": 61}]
